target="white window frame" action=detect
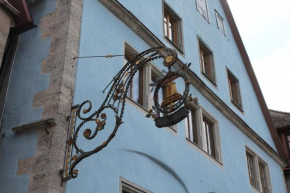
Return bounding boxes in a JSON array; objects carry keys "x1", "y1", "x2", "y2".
[
  {"x1": 245, "y1": 147, "x2": 273, "y2": 193},
  {"x1": 185, "y1": 102, "x2": 222, "y2": 163},
  {"x1": 215, "y1": 11, "x2": 226, "y2": 36},
  {"x1": 120, "y1": 177, "x2": 152, "y2": 193}
]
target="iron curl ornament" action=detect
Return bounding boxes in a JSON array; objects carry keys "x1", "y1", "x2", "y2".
[{"x1": 60, "y1": 47, "x2": 197, "y2": 183}]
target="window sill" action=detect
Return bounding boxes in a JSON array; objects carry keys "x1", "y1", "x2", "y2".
[
  {"x1": 126, "y1": 97, "x2": 177, "y2": 132},
  {"x1": 231, "y1": 100, "x2": 244, "y2": 113},
  {"x1": 12, "y1": 118, "x2": 55, "y2": 134},
  {"x1": 186, "y1": 137, "x2": 223, "y2": 166},
  {"x1": 126, "y1": 96, "x2": 148, "y2": 114},
  {"x1": 164, "y1": 36, "x2": 184, "y2": 57},
  {"x1": 201, "y1": 72, "x2": 218, "y2": 89}
]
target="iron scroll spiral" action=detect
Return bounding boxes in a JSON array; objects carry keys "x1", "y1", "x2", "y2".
[{"x1": 61, "y1": 47, "x2": 191, "y2": 182}]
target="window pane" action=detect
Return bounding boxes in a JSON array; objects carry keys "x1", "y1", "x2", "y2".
[
  {"x1": 200, "y1": 50, "x2": 205, "y2": 73},
  {"x1": 228, "y1": 72, "x2": 242, "y2": 109},
  {"x1": 164, "y1": 17, "x2": 168, "y2": 37},
  {"x1": 171, "y1": 27, "x2": 175, "y2": 44},
  {"x1": 191, "y1": 110, "x2": 198, "y2": 143},
  {"x1": 185, "y1": 111, "x2": 193, "y2": 141},
  {"x1": 126, "y1": 56, "x2": 141, "y2": 105},
  {"x1": 151, "y1": 71, "x2": 163, "y2": 106},
  {"x1": 208, "y1": 122, "x2": 215, "y2": 157},
  {"x1": 259, "y1": 162, "x2": 269, "y2": 193},
  {"x1": 200, "y1": 44, "x2": 215, "y2": 83},
  {"x1": 164, "y1": 5, "x2": 182, "y2": 49},
  {"x1": 131, "y1": 70, "x2": 140, "y2": 103},
  {"x1": 246, "y1": 154, "x2": 256, "y2": 188},
  {"x1": 202, "y1": 120, "x2": 208, "y2": 152},
  {"x1": 185, "y1": 108, "x2": 198, "y2": 144},
  {"x1": 204, "y1": 55, "x2": 210, "y2": 76},
  {"x1": 168, "y1": 24, "x2": 172, "y2": 41},
  {"x1": 203, "y1": 118, "x2": 215, "y2": 157}
]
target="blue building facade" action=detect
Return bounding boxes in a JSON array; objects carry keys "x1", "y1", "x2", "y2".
[{"x1": 0, "y1": 0, "x2": 288, "y2": 193}]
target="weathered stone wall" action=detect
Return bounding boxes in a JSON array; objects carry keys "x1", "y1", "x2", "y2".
[
  {"x1": 0, "y1": 6, "x2": 12, "y2": 67},
  {"x1": 13, "y1": 0, "x2": 83, "y2": 192}
]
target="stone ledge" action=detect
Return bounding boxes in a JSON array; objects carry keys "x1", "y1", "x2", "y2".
[{"x1": 12, "y1": 118, "x2": 56, "y2": 133}]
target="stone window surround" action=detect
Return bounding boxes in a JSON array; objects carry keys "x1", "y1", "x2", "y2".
[
  {"x1": 185, "y1": 101, "x2": 222, "y2": 164},
  {"x1": 246, "y1": 146, "x2": 273, "y2": 193}
]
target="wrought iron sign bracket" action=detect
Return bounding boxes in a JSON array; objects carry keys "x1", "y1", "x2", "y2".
[{"x1": 60, "y1": 47, "x2": 197, "y2": 184}]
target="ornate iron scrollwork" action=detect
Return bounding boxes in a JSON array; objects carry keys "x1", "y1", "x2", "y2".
[{"x1": 61, "y1": 47, "x2": 196, "y2": 183}]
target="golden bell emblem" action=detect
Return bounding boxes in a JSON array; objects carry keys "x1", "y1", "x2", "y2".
[{"x1": 161, "y1": 80, "x2": 182, "y2": 107}]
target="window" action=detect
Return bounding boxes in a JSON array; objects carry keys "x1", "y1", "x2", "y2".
[
  {"x1": 246, "y1": 148, "x2": 273, "y2": 193},
  {"x1": 215, "y1": 11, "x2": 226, "y2": 35},
  {"x1": 259, "y1": 162, "x2": 270, "y2": 193},
  {"x1": 163, "y1": 3, "x2": 183, "y2": 51},
  {"x1": 202, "y1": 117, "x2": 215, "y2": 157},
  {"x1": 124, "y1": 55, "x2": 143, "y2": 106},
  {"x1": 246, "y1": 153, "x2": 257, "y2": 187},
  {"x1": 120, "y1": 178, "x2": 152, "y2": 193},
  {"x1": 227, "y1": 70, "x2": 242, "y2": 110},
  {"x1": 124, "y1": 43, "x2": 166, "y2": 110},
  {"x1": 185, "y1": 106, "x2": 198, "y2": 144},
  {"x1": 124, "y1": 43, "x2": 177, "y2": 130},
  {"x1": 199, "y1": 39, "x2": 216, "y2": 84},
  {"x1": 185, "y1": 104, "x2": 222, "y2": 162},
  {"x1": 150, "y1": 70, "x2": 164, "y2": 106},
  {"x1": 196, "y1": 0, "x2": 209, "y2": 21}
]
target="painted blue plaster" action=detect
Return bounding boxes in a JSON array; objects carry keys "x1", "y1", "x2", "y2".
[
  {"x1": 0, "y1": 0, "x2": 56, "y2": 192},
  {"x1": 67, "y1": 0, "x2": 286, "y2": 193},
  {"x1": 118, "y1": 0, "x2": 276, "y2": 152}
]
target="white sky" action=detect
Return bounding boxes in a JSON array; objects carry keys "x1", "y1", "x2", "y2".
[{"x1": 227, "y1": 0, "x2": 290, "y2": 112}]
